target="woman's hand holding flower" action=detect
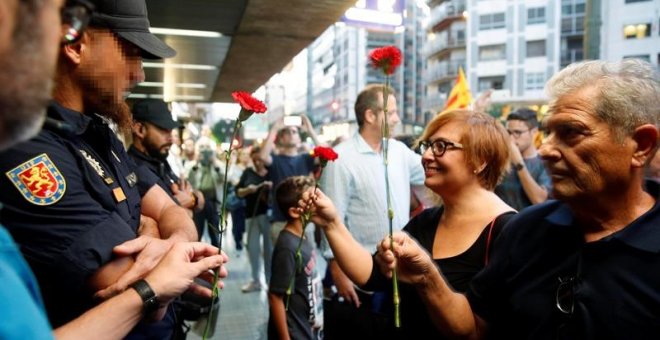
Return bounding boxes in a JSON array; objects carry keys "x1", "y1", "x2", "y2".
[
  {"x1": 298, "y1": 188, "x2": 341, "y2": 230},
  {"x1": 376, "y1": 232, "x2": 436, "y2": 287}
]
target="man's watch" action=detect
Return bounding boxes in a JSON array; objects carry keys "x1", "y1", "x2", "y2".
[
  {"x1": 130, "y1": 279, "x2": 160, "y2": 315},
  {"x1": 513, "y1": 162, "x2": 525, "y2": 172}
]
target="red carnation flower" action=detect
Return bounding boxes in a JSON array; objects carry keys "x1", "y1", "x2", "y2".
[
  {"x1": 312, "y1": 146, "x2": 338, "y2": 168},
  {"x1": 232, "y1": 91, "x2": 267, "y2": 113},
  {"x1": 232, "y1": 91, "x2": 267, "y2": 122},
  {"x1": 369, "y1": 45, "x2": 402, "y2": 75}
]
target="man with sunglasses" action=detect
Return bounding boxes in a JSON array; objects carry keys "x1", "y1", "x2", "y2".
[
  {"x1": 0, "y1": 0, "x2": 209, "y2": 338},
  {"x1": 494, "y1": 108, "x2": 551, "y2": 211},
  {"x1": 377, "y1": 59, "x2": 660, "y2": 339}
]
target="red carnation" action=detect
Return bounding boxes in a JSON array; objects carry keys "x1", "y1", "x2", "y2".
[
  {"x1": 312, "y1": 146, "x2": 338, "y2": 167},
  {"x1": 369, "y1": 45, "x2": 402, "y2": 75},
  {"x1": 232, "y1": 91, "x2": 267, "y2": 122}
]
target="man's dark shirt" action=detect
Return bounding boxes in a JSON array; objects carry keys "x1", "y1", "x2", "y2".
[
  {"x1": 467, "y1": 181, "x2": 660, "y2": 339},
  {"x1": 128, "y1": 145, "x2": 179, "y2": 201},
  {"x1": 0, "y1": 102, "x2": 158, "y2": 327}
]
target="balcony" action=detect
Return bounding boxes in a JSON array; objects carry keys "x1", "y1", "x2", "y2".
[
  {"x1": 429, "y1": 0, "x2": 466, "y2": 32},
  {"x1": 424, "y1": 92, "x2": 447, "y2": 112},
  {"x1": 426, "y1": 59, "x2": 466, "y2": 84},
  {"x1": 426, "y1": 34, "x2": 466, "y2": 57},
  {"x1": 561, "y1": 48, "x2": 584, "y2": 67}
]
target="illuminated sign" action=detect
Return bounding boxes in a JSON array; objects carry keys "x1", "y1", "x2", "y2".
[{"x1": 341, "y1": 0, "x2": 404, "y2": 31}]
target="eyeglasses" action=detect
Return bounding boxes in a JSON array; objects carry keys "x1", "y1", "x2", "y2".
[
  {"x1": 418, "y1": 139, "x2": 463, "y2": 157},
  {"x1": 61, "y1": 0, "x2": 95, "y2": 44},
  {"x1": 555, "y1": 276, "x2": 577, "y2": 315},
  {"x1": 507, "y1": 129, "x2": 530, "y2": 138}
]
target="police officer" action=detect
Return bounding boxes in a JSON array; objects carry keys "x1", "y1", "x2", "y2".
[
  {"x1": 0, "y1": 0, "x2": 198, "y2": 338},
  {"x1": 129, "y1": 98, "x2": 205, "y2": 213}
]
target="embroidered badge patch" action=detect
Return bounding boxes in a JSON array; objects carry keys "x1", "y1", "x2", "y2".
[{"x1": 6, "y1": 153, "x2": 66, "y2": 205}]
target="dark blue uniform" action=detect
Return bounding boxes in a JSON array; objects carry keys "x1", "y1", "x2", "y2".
[
  {"x1": 128, "y1": 145, "x2": 179, "y2": 201},
  {"x1": 0, "y1": 102, "x2": 158, "y2": 327}
]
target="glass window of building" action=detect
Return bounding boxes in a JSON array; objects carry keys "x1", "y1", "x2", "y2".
[
  {"x1": 623, "y1": 55, "x2": 651, "y2": 62},
  {"x1": 479, "y1": 13, "x2": 506, "y2": 30},
  {"x1": 478, "y1": 76, "x2": 505, "y2": 91},
  {"x1": 527, "y1": 7, "x2": 546, "y2": 25},
  {"x1": 623, "y1": 23, "x2": 651, "y2": 39},
  {"x1": 526, "y1": 40, "x2": 546, "y2": 57},
  {"x1": 478, "y1": 44, "x2": 506, "y2": 61},
  {"x1": 525, "y1": 72, "x2": 545, "y2": 90}
]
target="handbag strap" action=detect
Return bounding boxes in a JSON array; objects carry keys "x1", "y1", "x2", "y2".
[{"x1": 484, "y1": 217, "x2": 497, "y2": 266}]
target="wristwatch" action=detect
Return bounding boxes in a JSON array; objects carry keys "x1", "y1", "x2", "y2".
[
  {"x1": 513, "y1": 162, "x2": 525, "y2": 172},
  {"x1": 130, "y1": 279, "x2": 160, "y2": 315}
]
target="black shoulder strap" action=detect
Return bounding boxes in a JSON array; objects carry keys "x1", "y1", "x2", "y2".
[{"x1": 484, "y1": 211, "x2": 516, "y2": 265}]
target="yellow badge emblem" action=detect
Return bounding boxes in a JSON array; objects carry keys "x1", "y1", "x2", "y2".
[{"x1": 6, "y1": 153, "x2": 66, "y2": 205}]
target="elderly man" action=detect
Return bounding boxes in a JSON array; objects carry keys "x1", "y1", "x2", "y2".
[
  {"x1": 0, "y1": 0, "x2": 227, "y2": 339},
  {"x1": 129, "y1": 98, "x2": 204, "y2": 213},
  {"x1": 0, "y1": 0, "x2": 201, "y2": 337},
  {"x1": 375, "y1": 59, "x2": 660, "y2": 339}
]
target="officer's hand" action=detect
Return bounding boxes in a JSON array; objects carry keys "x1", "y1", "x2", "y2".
[
  {"x1": 330, "y1": 260, "x2": 360, "y2": 308},
  {"x1": 94, "y1": 236, "x2": 175, "y2": 300},
  {"x1": 145, "y1": 242, "x2": 229, "y2": 306},
  {"x1": 171, "y1": 182, "x2": 195, "y2": 210}
]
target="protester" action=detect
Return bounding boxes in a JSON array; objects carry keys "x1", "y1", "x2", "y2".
[
  {"x1": 303, "y1": 110, "x2": 515, "y2": 338},
  {"x1": 495, "y1": 108, "x2": 551, "y2": 211},
  {"x1": 377, "y1": 59, "x2": 660, "y2": 339},
  {"x1": 268, "y1": 176, "x2": 322, "y2": 340},
  {"x1": 319, "y1": 84, "x2": 426, "y2": 338},
  {"x1": 259, "y1": 114, "x2": 320, "y2": 243},
  {"x1": 0, "y1": 0, "x2": 227, "y2": 339},
  {"x1": 237, "y1": 146, "x2": 273, "y2": 292}
]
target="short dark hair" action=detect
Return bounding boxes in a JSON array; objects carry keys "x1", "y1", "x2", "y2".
[
  {"x1": 507, "y1": 108, "x2": 539, "y2": 129},
  {"x1": 275, "y1": 176, "x2": 315, "y2": 221},
  {"x1": 354, "y1": 84, "x2": 396, "y2": 129}
]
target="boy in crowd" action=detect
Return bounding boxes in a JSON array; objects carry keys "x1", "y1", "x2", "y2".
[{"x1": 268, "y1": 176, "x2": 321, "y2": 339}]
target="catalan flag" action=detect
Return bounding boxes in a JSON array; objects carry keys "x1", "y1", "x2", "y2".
[{"x1": 442, "y1": 67, "x2": 472, "y2": 113}]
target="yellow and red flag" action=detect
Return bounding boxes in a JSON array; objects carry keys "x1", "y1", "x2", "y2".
[{"x1": 442, "y1": 67, "x2": 472, "y2": 113}]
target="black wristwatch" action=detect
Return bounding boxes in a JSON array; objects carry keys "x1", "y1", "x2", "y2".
[
  {"x1": 130, "y1": 279, "x2": 160, "y2": 315},
  {"x1": 513, "y1": 162, "x2": 525, "y2": 172}
]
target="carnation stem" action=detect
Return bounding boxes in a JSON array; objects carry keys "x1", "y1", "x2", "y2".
[
  {"x1": 381, "y1": 80, "x2": 400, "y2": 328},
  {"x1": 203, "y1": 119, "x2": 242, "y2": 340}
]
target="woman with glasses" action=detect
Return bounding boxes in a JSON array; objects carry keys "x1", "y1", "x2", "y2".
[{"x1": 299, "y1": 109, "x2": 515, "y2": 338}]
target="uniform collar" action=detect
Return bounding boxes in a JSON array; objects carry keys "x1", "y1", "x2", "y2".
[
  {"x1": 47, "y1": 101, "x2": 93, "y2": 135},
  {"x1": 128, "y1": 145, "x2": 165, "y2": 167},
  {"x1": 546, "y1": 181, "x2": 660, "y2": 253}
]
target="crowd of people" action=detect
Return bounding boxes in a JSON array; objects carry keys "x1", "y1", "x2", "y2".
[{"x1": 0, "y1": 0, "x2": 659, "y2": 339}]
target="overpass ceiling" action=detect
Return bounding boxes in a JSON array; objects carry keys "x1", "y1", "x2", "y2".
[{"x1": 141, "y1": 0, "x2": 356, "y2": 103}]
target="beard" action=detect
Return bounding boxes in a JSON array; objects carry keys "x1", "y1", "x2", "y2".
[
  {"x1": 145, "y1": 140, "x2": 171, "y2": 161},
  {"x1": 85, "y1": 90, "x2": 133, "y2": 136},
  {"x1": 0, "y1": 1, "x2": 54, "y2": 151}
]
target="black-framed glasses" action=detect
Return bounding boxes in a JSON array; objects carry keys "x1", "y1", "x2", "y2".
[
  {"x1": 61, "y1": 0, "x2": 95, "y2": 44},
  {"x1": 555, "y1": 276, "x2": 577, "y2": 315},
  {"x1": 507, "y1": 129, "x2": 530, "y2": 138},
  {"x1": 418, "y1": 139, "x2": 463, "y2": 157}
]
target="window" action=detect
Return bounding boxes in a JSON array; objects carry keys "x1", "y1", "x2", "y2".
[
  {"x1": 624, "y1": 23, "x2": 651, "y2": 39},
  {"x1": 526, "y1": 40, "x2": 546, "y2": 58},
  {"x1": 478, "y1": 76, "x2": 505, "y2": 91},
  {"x1": 625, "y1": 0, "x2": 651, "y2": 3},
  {"x1": 623, "y1": 55, "x2": 651, "y2": 62},
  {"x1": 525, "y1": 72, "x2": 545, "y2": 90},
  {"x1": 479, "y1": 44, "x2": 506, "y2": 61},
  {"x1": 479, "y1": 13, "x2": 506, "y2": 30},
  {"x1": 527, "y1": 7, "x2": 545, "y2": 25},
  {"x1": 575, "y1": 3, "x2": 585, "y2": 14}
]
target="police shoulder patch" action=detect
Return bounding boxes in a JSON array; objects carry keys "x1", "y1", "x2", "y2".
[{"x1": 6, "y1": 153, "x2": 66, "y2": 206}]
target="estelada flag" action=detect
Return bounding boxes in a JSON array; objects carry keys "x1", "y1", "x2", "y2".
[{"x1": 442, "y1": 66, "x2": 472, "y2": 113}]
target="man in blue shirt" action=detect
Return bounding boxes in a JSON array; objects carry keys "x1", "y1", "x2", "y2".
[
  {"x1": 495, "y1": 108, "x2": 551, "y2": 211},
  {"x1": 0, "y1": 0, "x2": 227, "y2": 338}
]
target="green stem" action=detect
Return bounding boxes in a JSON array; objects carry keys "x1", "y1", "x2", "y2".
[
  {"x1": 203, "y1": 119, "x2": 242, "y2": 340},
  {"x1": 381, "y1": 79, "x2": 400, "y2": 328}
]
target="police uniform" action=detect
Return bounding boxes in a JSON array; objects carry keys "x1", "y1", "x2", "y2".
[
  {"x1": 0, "y1": 102, "x2": 158, "y2": 327},
  {"x1": 128, "y1": 145, "x2": 179, "y2": 201}
]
